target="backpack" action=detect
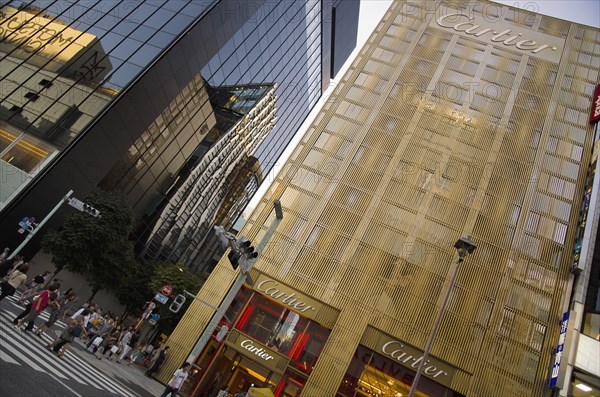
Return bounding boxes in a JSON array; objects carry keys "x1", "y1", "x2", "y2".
[{"x1": 70, "y1": 324, "x2": 83, "y2": 338}]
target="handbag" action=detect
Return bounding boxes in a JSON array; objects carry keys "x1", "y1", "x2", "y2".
[
  {"x1": 110, "y1": 345, "x2": 119, "y2": 354},
  {"x1": 92, "y1": 336, "x2": 104, "y2": 347}
]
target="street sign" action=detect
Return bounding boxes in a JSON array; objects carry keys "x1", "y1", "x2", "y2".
[
  {"x1": 161, "y1": 284, "x2": 173, "y2": 297},
  {"x1": 68, "y1": 197, "x2": 100, "y2": 217},
  {"x1": 154, "y1": 292, "x2": 169, "y2": 304},
  {"x1": 67, "y1": 197, "x2": 85, "y2": 211},
  {"x1": 17, "y1": 216, "x2": 36, "y2": 234}
]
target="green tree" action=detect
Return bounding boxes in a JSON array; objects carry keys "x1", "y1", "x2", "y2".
[
  {"x1": 114, "y1": 260, "x2": 156, "y2": 318},
  {"x1": 41, "y1": 188, "x2": 137, "y2": 301},
  {"x1": 148, "y1": 263, "x2": 206, "y2": 333}
]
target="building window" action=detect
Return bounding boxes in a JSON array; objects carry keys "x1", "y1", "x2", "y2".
[
  {"x1": 24, "y1": 92, "x2": 40, "y2": 101},
  {"x1": 39, "y1": 79, "x2": 53, "y2": 88}
]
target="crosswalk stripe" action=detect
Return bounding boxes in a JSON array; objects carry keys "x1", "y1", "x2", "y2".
[
  {"x1": 0, "y1": 325, "x2": 70, "y2": 380},
  {"x1": 35, "y1": 332, "x2": 138, "y2": 396},
  {"x1": 0, "y1": 348, "x2": 22, "y2": 365},
  {"x1": 0, "y1": 306, "x2": 138, "y2": 397}
]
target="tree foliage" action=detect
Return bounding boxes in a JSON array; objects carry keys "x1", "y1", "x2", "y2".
[
  {"x1": 41, "y1": 189, "x2": 138, "y2": 300},
  {"x1": 148, "y1": 263, "x2": 206, "y2": 333}
]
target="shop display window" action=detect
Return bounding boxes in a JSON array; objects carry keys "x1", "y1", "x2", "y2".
[
  {"x1": 337, "y1": 346, "x2": 465, "y2": 397},
  {"x1": 288, "y1": 322, "x2": 330, "y2": 375},
  {"x1": 224, "y1": 286, "x2": 253, "y2": 326},
  {"x1": 274, "y1": 370, "x2": 307, "y2": 397},
  {"x1": 236, "y1": 293, "x2": 308, "y2": 357}
]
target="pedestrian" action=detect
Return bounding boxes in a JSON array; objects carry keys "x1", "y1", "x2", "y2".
[
  {"x1": 16, "y1": 284, "x2": 59, "y2": 330},
  {"x1": 0, "y1": 247, "x2": 10, "y2": 262},
  {"x1": 14, "y1": 280, "x2": 60, "y2": 332},
  {"x1": 97, "y1": 327, "x2": 121, "y2": 360},
  {"x1": 160, "y1": 362, "x2": 191, "y2": 397},
  {"x1": 145, "y1": 345, "x2": 169, "y2": 377},
  {"x1": 0, "y1": 264, "x2": 28, "y2": 302},
  {"x1": 86, "y1": 316, "x2": 113, "y2": 353},
  {"x1": 115, "y1": 326, "x2": 134, "y2": 363},
  {"x1": 0, "y1": 257, "x2": 16, "y2": 278},
  {"x1": 46, "y1": 317, "x2": 86, "y2": 358},
  {"x1": 11, "y1": 272, "x2": 51, "y2": 329},
  {"x1": 127, "y1": 337, "x2": 148, "y2": 366},
  {"x1": 87, "y1": 308, "x2": 103, "y2": 332},
  {"x1": 216, "y1": 387, "x2": 229, "y2": 397},
  {"x1": 35, "y1": 292, "x2": 78, "y2": 337}
]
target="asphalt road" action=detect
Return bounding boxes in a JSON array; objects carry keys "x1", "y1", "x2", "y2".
[{"x1": 0, "y1": 293, "x2": 143, "y2": 397}]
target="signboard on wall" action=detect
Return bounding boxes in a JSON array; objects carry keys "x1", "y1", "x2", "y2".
[
  {"x1": 590, "y1": 84, "x2": 600, "y2": 124},
  {"x1": 549, "y1": 312, "x2": 570, "y2": 388}
]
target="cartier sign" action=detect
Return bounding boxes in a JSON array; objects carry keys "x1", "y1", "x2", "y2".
[
  {"x1": 431, "y1": 11, "x2": 564, "y2": 63},
  {"x1": 225, "y1": 329, "x2": 289, "y2": 373},
  {"x1": 363, "y1": 327, "x2": 458, "y2": 389},
  {"x1": 254, "y1": 274, "x2": 326, "y2": 321},
  {"x1": 381, "y1": 341, "x2": 451, "y2": 379}
]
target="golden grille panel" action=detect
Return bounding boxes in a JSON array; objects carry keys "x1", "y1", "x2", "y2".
[{"x1": 163, "y1": 1, "x2": 600, "y2": 395}]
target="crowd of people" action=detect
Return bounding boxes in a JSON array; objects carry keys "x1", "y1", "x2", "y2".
[
  {"x1": 0, "y1": 249, "x2": 189, "y2": 397},
  {"x1": 0, "y1": 250, "x2": 169, "y2": 368}
]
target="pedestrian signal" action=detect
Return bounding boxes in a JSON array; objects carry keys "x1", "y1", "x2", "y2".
[{"x1": 169, "y1": 294, "x2": 186, "y2": 313}]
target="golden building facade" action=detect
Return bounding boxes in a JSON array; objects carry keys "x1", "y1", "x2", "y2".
[{"x1": 164, "y1": 1, "x2": 600, "y2": 396}]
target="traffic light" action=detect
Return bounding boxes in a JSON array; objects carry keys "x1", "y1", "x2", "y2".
[
  {"x1": 82, "y1": 203, "x2": 100, "y2": 217},
  {"x1": 169, "y1": 294, "x2": 186, "y2": 313},
  {"x1": 237, "y1": 236, "x2": 258, "y2": 259},
  {"x1": 237, "y1": 236, "x2": 258, "y2": 273}
]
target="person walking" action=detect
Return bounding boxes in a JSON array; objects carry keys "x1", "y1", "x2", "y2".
[
  {"x1": 12, "y1": 273, "x2": 53, "y2": 331},
  {"x1": 0, "y1": 247, "x2": 10, "y2": 262},
  {"x1": 16, "y1": 284, "x2": 59, "y2": 330},
  {"x1": 96, "y1": 327, "x2": 121, "y2": 360},
  {"x1": 86, "y1": 316, "x2": 113, "y2": 353},
  {"x1": 115, "y1": 326, "x2": 134, "y2": 363},
  {"x1": 14, "y1": 280, "x2": 60, "y2": 332},
  {"x1": 35, "y1": 292, "x2": 78, "y2": 337},
  {"x1": 160, "y1": 362, "x2": 191, "y2": 397},
  {"x1": 145, "y1": 345, "x2": 169, "y2": 377},
  {"x1": 127, "y1": 337, "x2": 148, "y2": 366},
  {"x1": 0, "y1": 264, "x2": 29, "y2": 302},
  {"x1": 46, "y1": 317, "x2": 87, "y2": 358},
  {"x1": 0, "y1": 257, "x2": 17, "y2": 279}
]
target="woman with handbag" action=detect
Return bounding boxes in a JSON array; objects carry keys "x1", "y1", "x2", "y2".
[
  {"x1": 96, "y1": 327, "x2": 122, "y2": 360},
  {"x1": 35, "y1": 292, "x2": 78, "y2": 337},
  {"x1": 46, "y1": 317, "x2": 86, "y2": 358},
  {"x1": 0, "y1": 264, "x2": 29, "y2": 303}
]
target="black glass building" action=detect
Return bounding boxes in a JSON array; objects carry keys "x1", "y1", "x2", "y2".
[{"x1": 0, "y1": 0, "x2": 361, "y2": 269}]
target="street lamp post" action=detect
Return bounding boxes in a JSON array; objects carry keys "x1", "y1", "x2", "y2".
[{"x1": 407, "y1": 237, "x2": 477, "y2": 397}]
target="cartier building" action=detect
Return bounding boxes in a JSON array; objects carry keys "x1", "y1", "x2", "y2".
[{"x1": 158, "y1": 1, "x2": 600, "y2": 396}]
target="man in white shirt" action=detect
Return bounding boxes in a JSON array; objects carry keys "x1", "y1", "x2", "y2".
[{"x1": 160, "y1": 362, "x2": 191, "y2": 397}]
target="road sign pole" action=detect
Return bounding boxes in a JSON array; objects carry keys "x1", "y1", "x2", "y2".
[
  {"x1": 185, "y1": 201, "x2": 283, "y2": 364},
  {"x1": 8, "y1": 190, "x2": 74, "y2": 260}
]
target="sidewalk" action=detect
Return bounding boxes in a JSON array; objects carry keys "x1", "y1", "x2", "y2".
[{"x1": 68, "y1": 336, "x2": 166, "y2": 397}]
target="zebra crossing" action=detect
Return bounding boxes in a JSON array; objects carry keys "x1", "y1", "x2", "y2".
[{"x1": 0, "y1": 294, "x2": 139, "y2": 397}]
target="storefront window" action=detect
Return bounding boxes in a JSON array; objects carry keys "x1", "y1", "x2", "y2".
[
  {"x1": 274, "y1": 370, "x2": 307, "y2": 397},
  {"x1": 288, "y1": 322, "x2": 330, "y2": 375},
  {"x1": 236, "y1": 293, "x2": 309, "y2": 357},
  {"x1": 337, "y1": 346, "x2": 465, "y2": 397}
]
